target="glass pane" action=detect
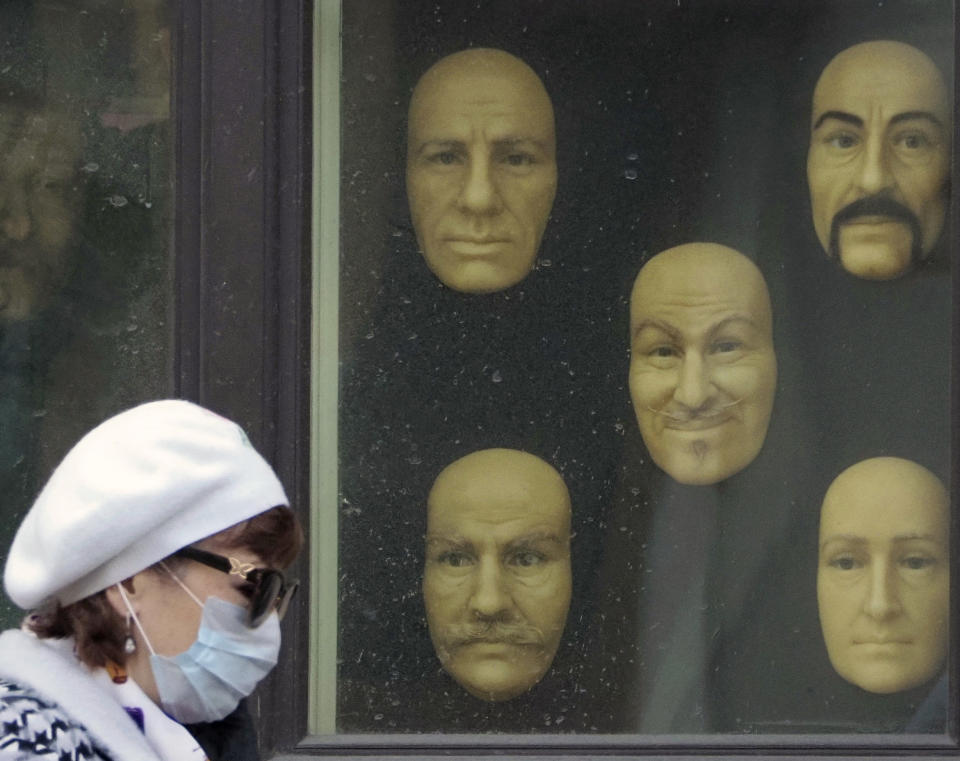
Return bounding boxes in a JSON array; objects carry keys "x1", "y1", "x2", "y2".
[
  {"x1": 0, "y1": 0, "x2": 172, "y2": 629},
  {"x1": 321, "y1": 0, "x2": 954, "y2": 738}
]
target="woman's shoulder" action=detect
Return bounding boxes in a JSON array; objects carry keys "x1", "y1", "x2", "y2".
[{"x1": 0, "y1": 679, "x2": 112, "y2": 760}]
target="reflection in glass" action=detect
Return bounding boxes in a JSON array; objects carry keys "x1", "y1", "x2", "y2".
[{"x1": 0, "y1": 0, "x2": 172, "y2": 630}]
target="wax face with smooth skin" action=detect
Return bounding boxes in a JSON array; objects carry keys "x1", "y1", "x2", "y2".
[
  {"x1": 807, "y1": 41, "x2": 950, "y2": 280},
  {"x1": 628, "y1": 243, "x2": 777, "y2": 485},
  {"x1": 406, "y1": 49, "x2": 557, "y2": 294},
  {"x1": 818, "y1": 457, "x2": 949, "y2": 694},
  {"x1": 423, "y1": 448, "x2": 571, "y2": 701}
]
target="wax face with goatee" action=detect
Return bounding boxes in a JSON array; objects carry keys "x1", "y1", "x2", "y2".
[{"x1": 629, "y1": 243, "x2": 777, "y2": 485}]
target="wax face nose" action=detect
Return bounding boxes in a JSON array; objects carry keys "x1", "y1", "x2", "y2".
[
  {"x1": 457, "y1": 156, "x2": 503, "y2": 216},
  {"x1": 0, "y1": 188, "x2": 31, "y2": 242},
  {"x1": 468, "y1": 556, "x2": 511, "y2": 618},
  {"x1": 672, "y1": 352, "x2": 712, "y2": 409},
  {"x1": 864, "y1": 561, "x2": 902, "y2": 620},
  {"x1": 854, "y1": 136, "x2": 894, "y2": 196}
]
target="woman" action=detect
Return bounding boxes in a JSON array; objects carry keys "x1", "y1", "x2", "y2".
[{"x1": 0, "y1": 399, "x2": 303, "y2": 760}]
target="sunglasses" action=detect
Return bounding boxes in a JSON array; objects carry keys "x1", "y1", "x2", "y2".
[{"x1": 173, "y1": 546, "x2": 298, "y2": 627}]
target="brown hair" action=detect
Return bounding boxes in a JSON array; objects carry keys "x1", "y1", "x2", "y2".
[{"x1": 27, "y1": 505, "x2": 304, "y2": 669}]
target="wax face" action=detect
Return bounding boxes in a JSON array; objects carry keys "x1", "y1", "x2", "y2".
[
  {"x1": 406, "y1": 49, "x2": 557, "y2": 294},
  {"x1": 423, "y1": 449, "x2": 571, "y2": 701},
  {"x1": 0, "y1": 105, "x2": 81, "y2": 323},
  {"x1": 629, "y1": 244, "x2": 777, "y2": 485},
  {"x1": 818, "y1": 457, "x2": 949, "y2": 694},
  {"x1": 807, "y1": 41, "x2": 950, "y2": 280}
]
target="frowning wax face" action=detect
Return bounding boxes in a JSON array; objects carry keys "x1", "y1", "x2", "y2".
[
  {"x1": 406, "y1": 49, "x2": 557, "y2": 293},
  {"x1": 628, "y1": 243, "x2": 777, "y2": 485}
]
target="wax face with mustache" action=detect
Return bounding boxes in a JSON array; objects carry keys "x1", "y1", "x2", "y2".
[
  {"x1": 629, "y1": 243, "x2": 777, "y2": 486},
  {"x1": 807, "y1": 41, "x2": 950, "y2": 280},
  {"x1": 423, "y1": 449, "x2": 571, "y2": 701},
  {"x1": 406, "y1": 48, "x2": 557, "y2": 294}
]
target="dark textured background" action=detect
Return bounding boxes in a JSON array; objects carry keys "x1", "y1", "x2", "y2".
[{"x1": 336, "y1": 0, "x2": 953, "y2": 733}]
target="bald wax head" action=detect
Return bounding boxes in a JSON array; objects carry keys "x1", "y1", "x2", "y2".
[
  {"x1": 818, "y1": 457, "x2": 949, "y2": 694},
  {"x1": 423, "y1": 448, "x2": 571, "y2": 701},
  {"x1": 628, "y1": 243, "x2": 777, "y2": 485},
  {"x1": 406, "y1": 49, "x2": 557, "y2": 293},
  {"x1": 807, "y1": 41, "x2": 950, "y2": 280}
]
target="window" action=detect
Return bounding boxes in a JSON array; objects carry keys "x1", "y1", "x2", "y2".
[
  {"x1": 304, "y1": 0, "x2": 957, "y2": 755},
  {"x1": 1, "y1": 0, "x2": 954, "y2": 758}
]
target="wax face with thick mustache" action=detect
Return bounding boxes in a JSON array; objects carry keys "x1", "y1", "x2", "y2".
[
  {"x1": 629, "y1": 243, "x2": 777, "y2": 485},
  {"x1": 423, "y1": 449, "x2": 571, "y2": 701},
  {"x1": 807, "y1": 41, "x2": 950, "y2": 280},
  {"x1": 406, "y1": 48, "x2": 557, "y2": 294},
  {"x1": 818, "y1": 457, "x2": 949, "y2": 694}
]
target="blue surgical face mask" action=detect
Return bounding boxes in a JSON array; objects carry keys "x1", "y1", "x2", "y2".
[{"x1": 117, "y1": 567, "x2": 281, "y2": 724}]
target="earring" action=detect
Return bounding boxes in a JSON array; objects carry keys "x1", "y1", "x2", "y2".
[{"x1": 123, "y1": 616, "x2": 137, "y2": 655}]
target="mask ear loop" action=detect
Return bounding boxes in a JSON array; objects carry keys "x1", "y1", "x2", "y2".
[
  {"x1": 159, "y1": 560, "x2": 206, "y2": 609},
  {"x1": 115, "y1": 583, "x2": 157, "y2": 656}
]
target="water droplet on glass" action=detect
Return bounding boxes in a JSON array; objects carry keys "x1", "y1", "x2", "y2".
[{"x1": 624, "y1": 168, "x2": 638, "y2": 180}]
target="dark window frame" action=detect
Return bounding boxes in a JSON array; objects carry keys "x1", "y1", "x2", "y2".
[
  {"x1": 172, "y1": 0, "x2": 959, "y2": 758},
  {"x1": 173, "y1": 1, "x2": 312, "y2": 751}
]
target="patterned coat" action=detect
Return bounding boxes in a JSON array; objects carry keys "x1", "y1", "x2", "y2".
[
  {"x1": 0, "y1": 680, "x2": 113, "y2": 760},
  {"x1": 0, "y1": 630, "x2": 161, "y2": 761}
]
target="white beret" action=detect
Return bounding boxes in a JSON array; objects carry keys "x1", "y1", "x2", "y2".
[{"x1": 4, "y1": 399, "x2": 289, "y2": 609}]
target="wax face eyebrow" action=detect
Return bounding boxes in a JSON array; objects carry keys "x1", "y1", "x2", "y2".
[
  {"x1": 708, "y1": 315, "x2": 762, "y2": 336},
  {"x1": 425, "y1": 534, "x2": 474, "y2": 552},
  {"x1": 888, "y1": 111, "x2": 944, "y2": 129},
  {"x1": 813, "y1": 110, "x2": 863, "y2": 131},
  {"x1": 414, "y1": 136, "x2": 549, "y2": 155},
  {"x1": 820, "y1": 534, "x2": 867, "y2": 552},
  {"x1": 631, "y1": 318, "x2": 681, "y2": 343},
  {"x1": 813, "y1": 110, "x2": 944, "y2": 132},
  {"x1": 492, "y1": 137, "x2": 550, "y2": 151},
  {"x1": 413, "y1": 139, "x2": 464, "y2": 157},
  {"x1": 504, "y1": 531, "x2": 566, "y2": 552},
  {"x1": 820, "y1": 532, "x2": 944, "y2": 551},
  {"x1": 891, "y1": 532, "x2": 944, "y2": 544},
  {"x1": 632, "y1": 314, "x2": 759, "y2": 343}
]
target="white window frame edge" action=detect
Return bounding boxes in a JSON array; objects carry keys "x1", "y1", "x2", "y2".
[{"x1": 309, "y1": 0, "x2": 342, "y2": 736}]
